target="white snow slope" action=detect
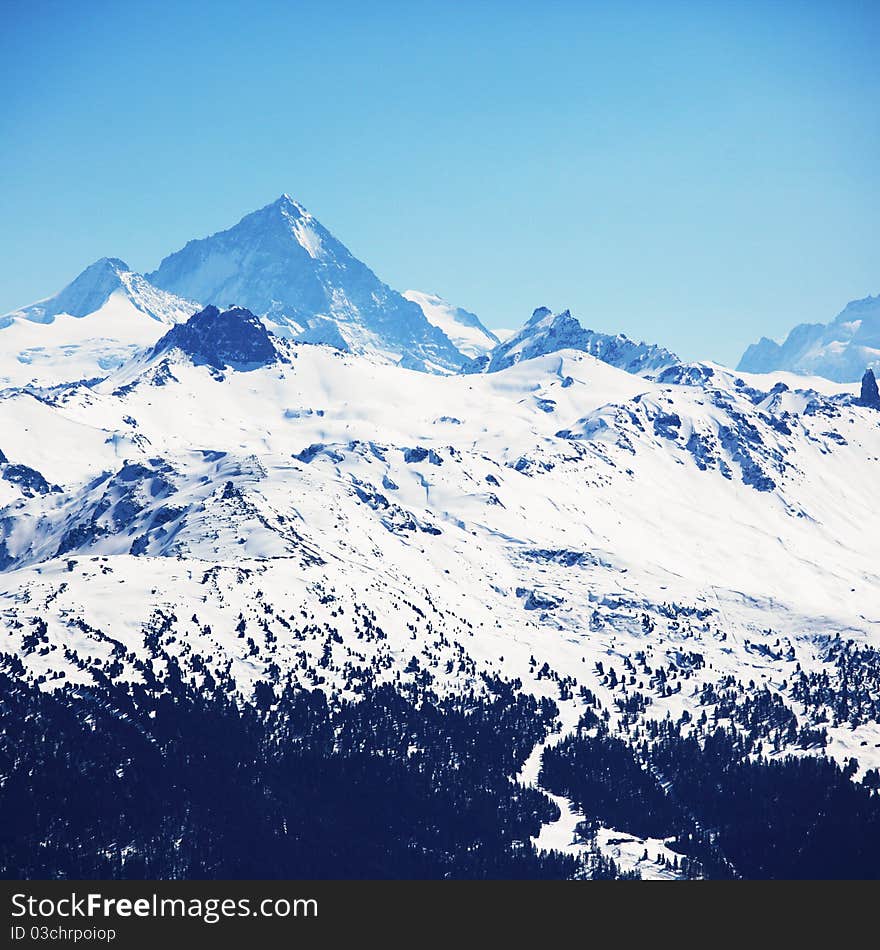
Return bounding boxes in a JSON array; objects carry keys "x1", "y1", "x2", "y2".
[{"x1": 403, "y1": 290, "x2": 500, "y2": 358}]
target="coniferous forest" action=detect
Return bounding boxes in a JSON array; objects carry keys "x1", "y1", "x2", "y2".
[
  {"x1": 539, "y1": 718, "x2": 880, "y2": 879},
  {"x1": 0, "y1": 655, "x2": 573, "y2": 879},
  {"x1": 2, "y1": 651, "x2": 879, "y2": 880}
]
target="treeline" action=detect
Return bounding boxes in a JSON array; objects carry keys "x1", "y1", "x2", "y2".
[
  {"x1": 0, "y1": 656, "x2": 576, "y2": 879},
  {"x1": 540, "y1": 717, "x2": 880, "y2": 879},
  {"x1": 790, "y1": 639, "x2": 880, "y2": 730}
]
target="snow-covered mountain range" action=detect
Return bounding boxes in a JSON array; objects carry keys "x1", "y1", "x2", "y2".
[
  {"x1": 3, "y1": 199, "x2": 880, "y2": 880},
  {"x1": 738, "y1": 294, "x2": 880, "y2": 383},
  {"x1": 1, "y1": 197, "x2": 684, "y2": 389},
  {"x1": 464, "y1": 306, "x2": 679, "y2": 376},
  {"x1": 0, "y1": 197, "x2": 473, "y2": 384}
]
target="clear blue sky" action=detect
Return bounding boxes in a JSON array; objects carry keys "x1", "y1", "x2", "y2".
[{"x1": 2, "y1": 0, "x2": 877, "y2": 365}]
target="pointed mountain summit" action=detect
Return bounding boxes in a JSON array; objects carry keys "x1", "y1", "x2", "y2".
[
  {"x1": 1, "y1": 257, "x2": 196, "y2": 329},
  {"x1": 0, "y1": 259, "x2": 198, "y2": 387},
  {"x1": 147, "y1": 195, "x2": 466, "y2": 372},
  {"x1": 1, "y1": 257, "x2": 132, "y2": 327},
  {"x1": 464, "y1": 306, "x2": 678, "y2": 376}
]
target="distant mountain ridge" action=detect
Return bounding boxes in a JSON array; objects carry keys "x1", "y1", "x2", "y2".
[
  {"x1": 1, "y1": 197, "x2": 691, "y2": 384},
  {"x1": 463, "y1": 306, "x2": 679, "y2": 376},
  {"x1": 738, "y1": 294, "x2": 880, "y2": 383}
]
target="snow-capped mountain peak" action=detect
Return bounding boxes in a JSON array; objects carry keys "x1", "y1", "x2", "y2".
[
  {"x1": 1, "y1": 255, "x2": 131, "y2": 327},
  {"x1": 251, "y1": 192, "x2": 329, "y2": 261},
  {"x1": 0, "y1": 259, "x2": 199, "y2": 388},
  {"x1": 1, "y1": 257, "x2": 195, "y2": 329},
  {"x1": 147, "y1": 196, "x2": 467, "y2": 372}
]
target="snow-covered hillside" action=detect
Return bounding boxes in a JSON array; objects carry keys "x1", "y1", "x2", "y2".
[
  {"x1": 3, "y1": 250, "x2": 880, "y2": 878},
  {"x1": 738, "y1": 294, "x2": 880, "y2": 383},
  {"x1": 2, "y1": 306, "x2": 878, "y2": 795}
]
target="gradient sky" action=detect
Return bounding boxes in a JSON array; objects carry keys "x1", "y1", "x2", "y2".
[{"x1": 1, "y1": 0, "x2": 877, "y2": 365}]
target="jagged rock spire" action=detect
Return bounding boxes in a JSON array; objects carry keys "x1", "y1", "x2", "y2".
[{"x1": 859, "y1": 367, "x2": 880, "y2": 408}]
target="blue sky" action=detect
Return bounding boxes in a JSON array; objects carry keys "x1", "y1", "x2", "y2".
[{"x1": 1, "y1": 0, "x2": 877, "y2": 365}]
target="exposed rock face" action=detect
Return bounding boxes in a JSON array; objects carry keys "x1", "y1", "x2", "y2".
[
  {"x1": 859, "y1": 368, "x2": 880, "y2": 408},
  {"x1": 151, "y1": 305, "x2": 277, "y2": 369}
]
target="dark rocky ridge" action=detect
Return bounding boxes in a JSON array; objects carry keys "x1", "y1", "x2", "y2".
[{"x1": 151, "y1": 305, "x2": 277, "y2": 370}]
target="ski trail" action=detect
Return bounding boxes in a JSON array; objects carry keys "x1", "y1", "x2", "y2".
[
  {"x1": 519, "y1": 699, "x2": 686, "y2": 879},
  {"x1": 711, "y1": 585, "x2": 739, "y2": 646},
  {"x1": 517, "y1": 699, "x2": 587, "y2": 858}
]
